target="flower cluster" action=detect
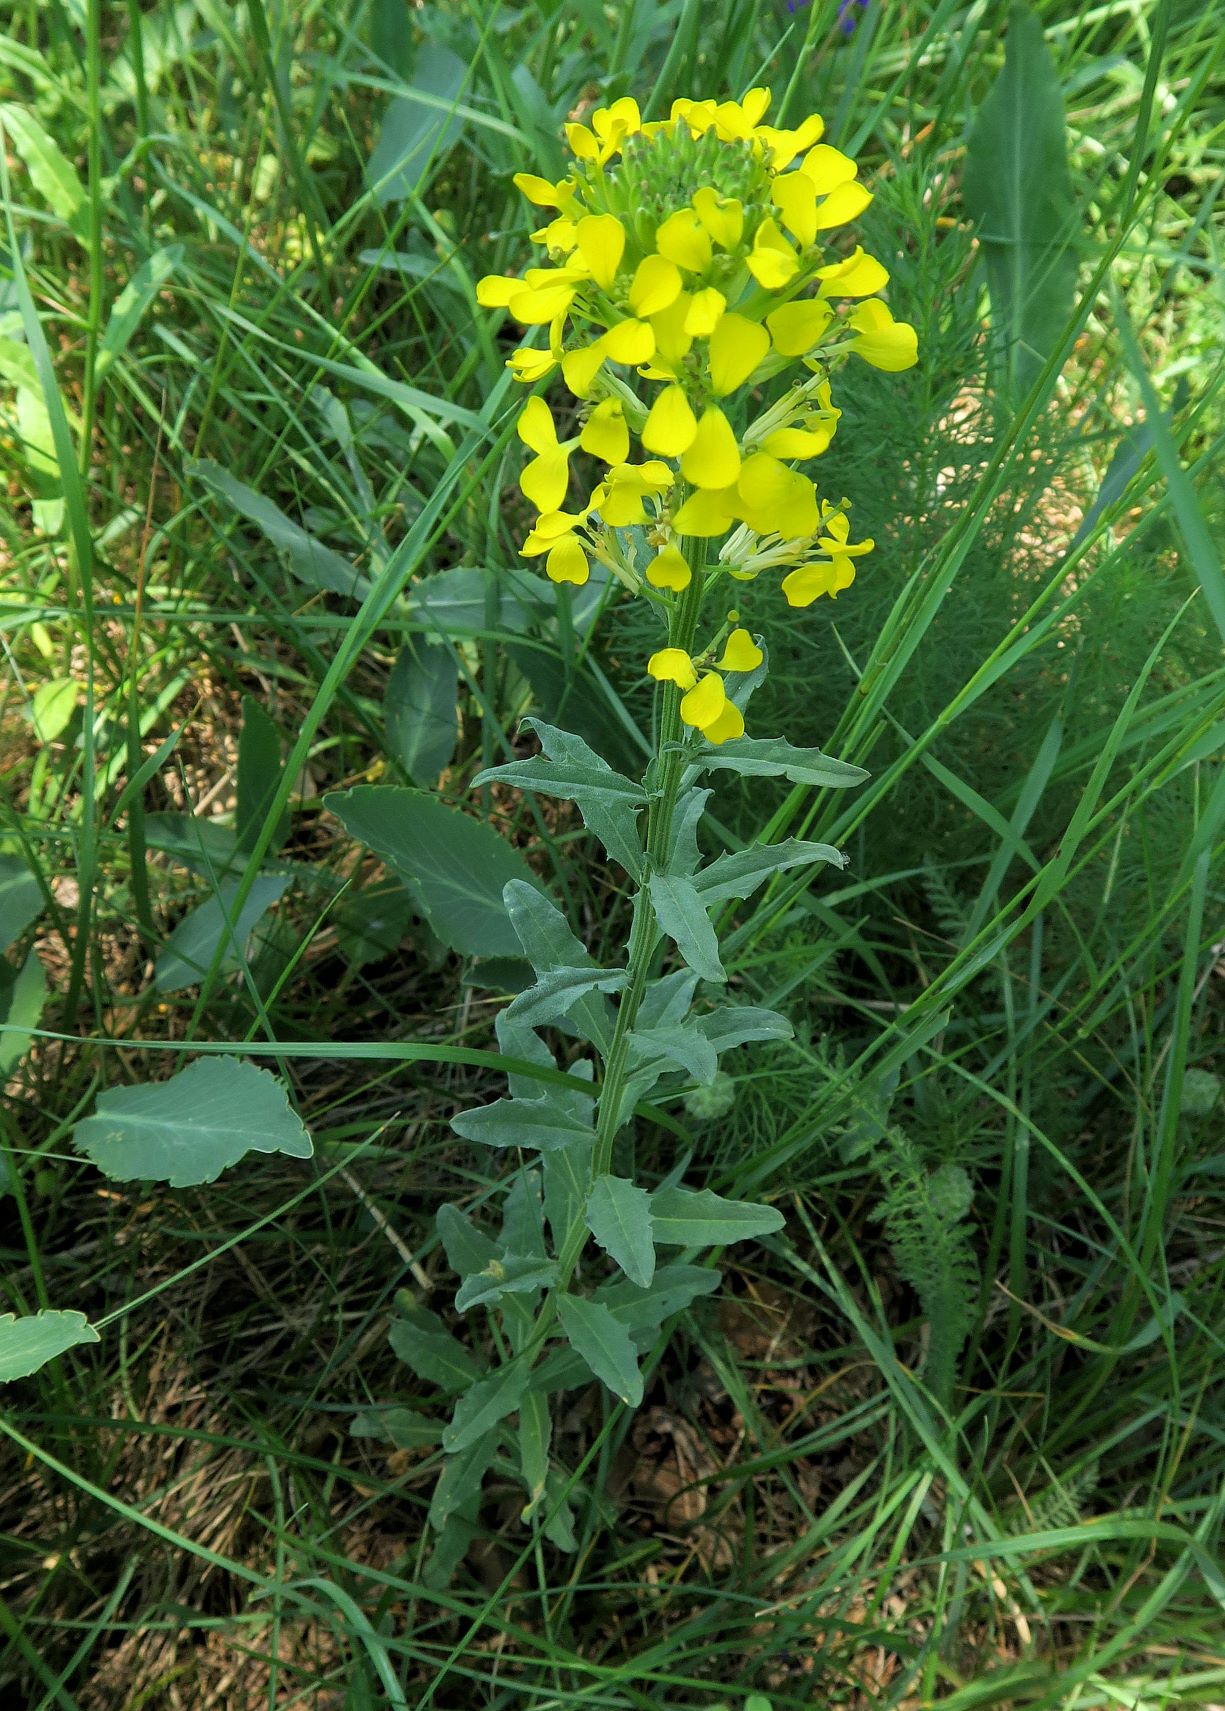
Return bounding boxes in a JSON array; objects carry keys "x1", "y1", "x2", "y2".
[{"x1": 478, "y1": 88, "x2": 916, "y2": 742}]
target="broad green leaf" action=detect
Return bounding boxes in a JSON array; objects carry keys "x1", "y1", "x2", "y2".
[
  {"x1": 586, "y1": 1175, "x2": 655, "y2": 1288},
  {"x1": 504, "y1": 880, "x2": 614, "y2": 1051},
  {"x1": 442, "y1": 1363, "x2": 530, "y2": 1453},
  {"x1": 389, "y1": 1299, "x2": 482, "y2": 1391},
  {"x1": 72, "y1": 1057, "x2": 312, "y2": 1186},
  {"x1": 0, "y1": 103, "x2": 87, "y2": 239},
  {"x1": 648, "y1": 874, "x2": 725, "y2": 984},
  {"x1": 0, "y1": 855, "x2": 44, "y2": 952},
  {"x1": 451, "y1": 1094, "x2": 594, "y2": 1152},
  {"x1": 962, "y1": 4, "x2": 1078, "y2": 399},
  {"x1": 495, "y1": 1010, "x2": 557, "y2": 1101},
  {"x1": 385, "y1": 638, "x2": 458, "y2": 788},
  {"x1": 96, "y1": 245, "x2": 183, "y2": 378},
  {"x1": 333, "y1": 879, "x2": 417, "y2": 967},
  {"x1": 557, "y1": 1294, "x2": 643, "y2": 1406},
  {"x1": 193, "y1": 460, "x2": 375, "y2": 600},
  {"x1": 28, "y1": 678, "x2": 78, "y2": 742},
  {"x1": 154, "y1": 871, "x2": 290, "y2": 991},
  {"x1": 350, "y1": 1406, "x2": 442, "y2": 1449},
  {"x1": 636, "y1": 968, "x2": 700, "y2": 1030},
  {"x1": 629, "y1": 1021, "x2": 717, "y2": 1086},
  {"x1": 694, "y1": 837, "x2": 846, "y2": 903},
  {"x1": 597, "y1": 1263, "x2": 722, "y2": 1330},
  {"x1": 505, "y1": 964, "x2": 629, "y2": 1028},
  {"x1": 696, "y1": 737, "x2": 868, "y2": 789},
  {"x1": 650, "y1": 1185, "x2": 785, "y2": 1247},
  {"x1": 143, "y1": 812, "x2": 239, "y2": 878},
  {"x1": 474, "y1": 720, "x2": 646, "y2": 876},
  {"x1": 428, "y1": 1428, "x2": 499, "y2": 1529},
  {"x1": 436, "y1": 1203, "x2": 498, "y2": 1278},
  {"x1": 455, "y1": 1251, "x2": 558, "y2": 1312},
  {"x1": 0, "y1": 1309, "x2": 98, "y2": 1382},
  {"x1": 0, "y1": 948, "x2": 46, "y2": 1071},
  {"x1": 665, "y1": 787, "x2": 712, "y2": 876},
  {"x1": 236, "y1": 695, "x2": 289, "y2": 853},
  {"x1": 367, "y1": 42, "x2": 468, "y2": 203},
  {"x1": 326, "y1": 787, "x2": 544, "y2": 959},
  {"x1": 697, "y1": 1007, "x2": 794, "y2": 1052},
  {"x1": 541, "y1": 1138, "x2": 592, "y2": 1251}
]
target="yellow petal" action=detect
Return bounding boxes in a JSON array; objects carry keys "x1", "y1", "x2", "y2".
[
  {"x1": 629, "y1": 253, "x2": 683, "y2": 316},
  {"x1": 561, "y1": 341, "x2": 607, "y2": 397},
  {"x1": 649, "y1": 291, "x2": 695, "y2": 370},
  {"x1": 762, "y1": 423, "x2": 833, "y2": 459},
  {"x1": 707, "y1": 312, "x2": 770, "y2": 396},
  {"x1": 813, "y1": 181, "x2": 873, "y2": 230},
  {"x1": 574, "y1": 213, "x2": 626, "y2": 289},
  {"x1": 565, "y1": 122, "x2": 599, "y2": 161},
  {"x1": 645, "y1": 544, "x2": 692, "y2": 590},
  {"x1": 736, "y1": 457, "x2": 819, "y2": 537},
  {"x1": 847, "y1": 301, "x2": 918, "y2": 371},
  {"x1": 520, "y1": 445, "x2": 571, "y2": 512},
  {"x1": 716, "y1": 627, "x2": 764, "y2": 672},
  {"x1": 759, "y1": 111, "x2": 825, "y2": 171},
  {"x1": 476, "y1": 274, "x2": 520, "y2": 307},
  {"x1": 647, "y1": 647, "x2": 698, "y2": 690},
  {"x1": 684, "y1": 286, "x2": 726, "y2": 337},
  {"x1": 642, "y1": 384, "x2": 698, "y2": 456},
  {"x1": 672, "y1": 487, "x2": 737, "y2": 537},
  {"x1": 680, "y1": 406, "x2": 741, "y2": 490},
  {"x1": 517, "y1": 395, "x2": 558, "y2": 453},
  {"x1": 679, "y1": 672, "x2": 728, "y2": 731},
  {"x1": 508, "y1": 281, "x2": 577, "y2": 324},
  {"x1": 771, "y1": 173, "x2": 819, "y2": 249},
  {"x1": 702, "y1": 699, "x2": 745, "y2": 744},
  {"x1": 740, "y1": 87, "x2": 771, "y2": 128},
  {"x1": 816, "y1": 246, "x2": 889, "y2": 298},
  {"x1": 579, "y1": 399, "x2": 629, "y2": 464},
  {"x1": 546, "y1": 535, "x2": 589, "y2": 584},
  {"x1": 655, "y1": 209, "x2": 713, "y2": 273},
  {"x1": 745, "y1": 218, "x2": 799, "y2": 289},
  {"x1": 766, "y1": 298, "x2": 834, "y2": 357},
  {"x1": 602, "y1": 317, "x2": 656, "y2": 364},
  {"x1": 781, "y1": 557, "x2": 856, "y2": 605},
  {"x1": 514, "y1": 172, "x2": 570, "y2": 209},
  {"x1": 798, "y1": 144, "x2": 858, "y2": 194},
  {"x1": 692, "y1": 187, "x2": 744, "y2": 249}
]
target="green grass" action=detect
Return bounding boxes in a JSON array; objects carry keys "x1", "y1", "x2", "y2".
[{"x1": 1, "y1": 0, "x2": 1223, "y2": 1706}]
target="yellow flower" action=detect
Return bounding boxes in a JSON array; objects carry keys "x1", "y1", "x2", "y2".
[
  {"x1": 513, "y1": 172, "x2": 580, "y2": 214},
  {"x1": 691, "y1": 187, "x2": 744, "y2": 250},
  {"x1": 680, "y1": 671, "x2": 728, "y2": 731},
  {"x1": 579, "y1": 399, "x2": 630, "y2": 464},
  {"x1": 715, "y1": 628, "x2": 764, "y2": 672},
  {"x1": 642, "y1": 384, "x2": 698, "y2": 456},
  {"x1": 565, "y1": 97, "x2": 642, "y2": 165},
  {"x1": 655, "y1": 209, "x2": 713, "y2": 273},
  {"x1": 520, "y1": 507, "x2": 590, "y2": 556},
  {"x1": 707, "y1": 314, "x2": 769, "y2": 395},
  {"x1": 602, "y1": 317, "x2": 655, "y2": 364},
  {"x1": 574, "y1": 213, "x2": 626, "y2": 288},
  {"x1": 507, "y1": 345, "x2": 558, "y2": 383},
  {"x1": 546, "y1": 535, "x2": 590, "y2": 585},
  {"x1": 681, "y1": 406, "x2": 741, "y2": 490},
  {"x1": 672, "y1": 487, "x2": 737, "y2": 537},
  {"x1": 629, "y1": 254, "x2": 683, "y2": 316},
  {"x1": 594, "y1": 460, "x2": 673, "y2": 526},
  {"x1": 766, "y1": 298, "x2": 834, "y2": 358},
  {"x1": 703, "y1": 698, "x2": 746, "y2": 744},
  {"x1": 746, "y1": 217, "x2": 799, "y2": 289},
  {"x1": 517, "y1": 396, "x2": 575, "y2": 511},
  {"x1": 780, "y1": 558, "x2": 856, "y2": 605},
  {"x1": 816, "y1": 246, "x2": 889, "y2": 298},
  {"x1": 684, "y1": 287, "x2": 727, "y2": 337}
]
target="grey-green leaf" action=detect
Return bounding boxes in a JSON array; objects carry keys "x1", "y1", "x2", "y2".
[
  {"x1": 694, "y1": 837, "x2": 846, "y2": 903},
  {"x1": 385, "y1": 638, "x2": 458, "y2": 788},
  {"x1": 428, "y1": 1429, "x2": 498, "y2": 1530},
  {"x1": 436, "y1": 1203, "x2": 498, "y2": 1278},
  {"x1": 474, "y1": 720, "x2": 646, "y2": 876},
  {"x1": 0, "y1": 1309, "x2": 99, "y2": 1382},
  {"x1": 350, "y1": 1406, "x2": 442, "y2": 1449},
  {"x1": 451, "y1": 1094, "x2": 594, "y2": 1152},
  {"x1": 0, "y1": 854, "x2": 45, "y2": 952},
  {"x1": 326, "y1": 787, "x2": 545, "y2": 959},
  {"x1": 367, "y1": 42, "x2": 467, "y2": 204},
  {"x1": 586, "y1": 1175, "x2": 655, "y2": 1287},
  {"x1": 455, "y1": 1251, "x2": 558, "y2": 1312},
  {"x1": 96, "y1": 244, "x2": 183, "y2": 379},
  {"x1": 236, "y1": 695, "x2": 289, "y2": 853},
  {"x1": 650, "y1": 1185, "x2": 785, "y2": 1248},
  {"x1": 648, "y1": 874, "x2": 725, "y2": 984},
  {"x1": 697, "y1": 1006, "x2": 794, "y2": 1052},
  {"x1": 505, "y1": 964, "x2": 629, "y2": 1028},
  {"x1": 443, "y1": 1364, "x2": 530, "y2": 1453},
  {"x1": 389, "y1": 1300, "x2": 482, "y2": 1392},
  {"x1": 556, "y1": 1294, "x2": 644, "y2": 1406},
  {"x1": 629, "y1": 1021, "x2": 718, "y2": 1086},
  {"x1": 0, "y1": 103, "x2": 87, "y2": 239},
  {"x1": 72, "y1": 1057, "x2": 312, "y2": 1186},
  {"x1": 962, "y1": 4, "x2": 1078, "y2": 399},
  {"x1": 154, "y1": 871, "x2": 290, "y2": 991},
  {"x1": 696, "y1": 736, "x2": 868, "y2": 789},
  {"x1": 504, "y1": 881, "x2": 614, "y2": 1052},
  {"x1": 0, "y1": 948, "x2": 46, "y2": 1072}
]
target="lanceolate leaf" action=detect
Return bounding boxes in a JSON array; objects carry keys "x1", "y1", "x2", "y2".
[
  {"x1": 585, "y1": 1175, "x2": 656, "y2": 1287},
  {"x1": 385, "y1": 637, "x2": 458, "y2": 788},
  {"x1": 73, "y1": 1058, "x2": 311, "y2": 1187},
  {"x1": 648, "y1": 874, "x2": 726, "y2": 984},
  {"x1": 455, "y1": 1252, "x2": 558, "y2": 1312},
  {"x1": 451, "y1": 1094, "x2": 595, "y2": 1152},
  {"x1": 0, "y1": 854, "x2": 44, "y2": 952},
  {"x1": 505, "y1": 964, "x2": 629, "y2": 1027},
  {"x1": 474, "y1": 720, "x2": 646, "y2": 876},
  {"x1": 193, "y1": 460, "x2": 375, "y2": 600},
  {"x1": 504, "y1": 881, "x2": 614, "y2": 1052},
  {"x1": 694, "y1": 837, "x2": 847, "y2": 903},
  {"x1": 557, "y1": 1294, "x2": 644, "y2": 1406},
  {"x1": 650, "y1": 1185, "x2": 785, "y2": 1247},
  {"x1": 350, "y1": 1406, "x2": 442, "y2": 1449},
  {"x1": 697, "y1": 1006, "x2": 794, "y2": 1052},
  {"x1": 962, "y1": 4, "x2": 1078, "y2": 399},
  {"x1": 436, "y1": 1203, "x2": 498, "y2": 1278},
  {"x1": 389, "y1": 1300, "x2": 482, "y2": 1392},
  {"x1": 428, "y1": 1429, "x2": 499, "y2": 1529},
  {"x1": 326, "y1": 787, "x2": 545, "y2": 958},
  {"x1": 629, "y1": 1022, "x2": 718, "y2": 1086},
  {"x1": 696, "y1": 736, "x2": 868, "y2": 789},
  {"x1": 154, "y1": 872, "x2": 290, "y2": 992},
  {"x1": 442, "y1": 1363, "x2": 531, "y2": 1453}
]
